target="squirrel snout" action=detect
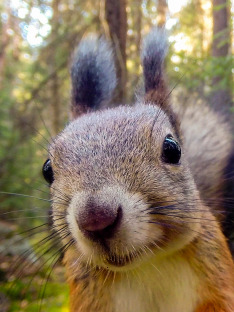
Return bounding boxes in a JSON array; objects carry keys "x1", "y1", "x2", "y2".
[{"x1": 76, "y1": 199, "x2": 122, "y2": 240}]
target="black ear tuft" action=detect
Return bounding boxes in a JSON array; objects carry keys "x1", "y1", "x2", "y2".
[
  {"x1": 141, "y1": 27, "x2": 168, "y2": 93},
  {"x1": 71, "y1": 36, "x2": 117, "y2": 119},
  {"x1": 141, "y1": 28, "x2": 181, "y2": 140},
  {"x1": 141, "y1": 28, "x2": 168, "y2": 106}
]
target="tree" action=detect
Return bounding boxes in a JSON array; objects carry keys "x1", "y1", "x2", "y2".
[
  {"x1": 211, "y1": 0, "x2": 232, "y2": 114},
  {"x1": 157, "y1": 0, "x2": 168, "y2": 28},
  {"x1": 105, "y1": 0, "x2": 127, "y2": 104},
  {"x1": 49, "y1": 0, "x2": 61, "y2": 135}
]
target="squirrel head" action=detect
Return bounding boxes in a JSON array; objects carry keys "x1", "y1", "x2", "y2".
[{"x1": 44, "y1": 29, "x2": 202, "y2": 272}]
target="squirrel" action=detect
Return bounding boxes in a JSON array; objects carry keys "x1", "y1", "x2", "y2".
[{"x1": 42, "y1": 28, "x2": 234, "y2": 312}]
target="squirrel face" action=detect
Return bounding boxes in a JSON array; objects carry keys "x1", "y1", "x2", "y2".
[
  {"x1": 40, "y1": 29, "x2": 234, "y2": 312},
  {"x1": 48, "y1": 103, "x2": 202, "y2": 271}
]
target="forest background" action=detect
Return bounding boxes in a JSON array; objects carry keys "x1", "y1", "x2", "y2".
[{"x1": 0, "y1": 0, "x2": 233, "y2": 311}]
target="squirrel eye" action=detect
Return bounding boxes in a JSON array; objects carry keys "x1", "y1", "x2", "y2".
[
  {"x1": 42, "y1": 159, "x2": 54, "y2": 184},
  {"x1": 162, "y1": 135, "x2": 181, "y2": 165}
]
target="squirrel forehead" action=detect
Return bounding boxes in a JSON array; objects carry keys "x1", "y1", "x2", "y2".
[{"x1": 50, "y1": 105, "x2": 174, "y2": 158}]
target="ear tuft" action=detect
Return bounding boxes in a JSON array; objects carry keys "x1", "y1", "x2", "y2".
[
  {"x1": 71, "y1": 36, "x2": 117, "y2": 119},
  {"x1": 141, "y1": 28, "x2": 168, "y2": 105},
  {"x1": 142, "y1": 28, "x2": 181, "y2": 140}
]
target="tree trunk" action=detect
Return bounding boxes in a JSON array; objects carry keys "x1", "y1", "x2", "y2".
[
  {"x1": 136, "y1": 1, "x2": 142, "y2": 53},
  {"x1": 211, "y1": 0, "x2": 232, "y2": 114},
  {"x1": 0, "y1": 5, "x2": 11, "y2": 87},
  {"x1": 129, "y1": 2, "x2": 142, "y2": 102},
  {"x1": 105, "y1": 0, "x2": 127, "y2": 104},
  {"x1": 157, "y1": 0, "x2": 168, "y2": 28},
  {"x1": 50, "y1": 0, "x2": 61, "y2": 135}
]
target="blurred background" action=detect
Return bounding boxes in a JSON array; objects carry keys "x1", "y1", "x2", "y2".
[{"x1": 0, "y1": 0, "x2": 233, "y2": 311}]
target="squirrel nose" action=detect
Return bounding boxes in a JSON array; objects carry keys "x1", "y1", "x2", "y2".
[{"x1": 76, "y1": 200, "x2": 122, "y2": 240}]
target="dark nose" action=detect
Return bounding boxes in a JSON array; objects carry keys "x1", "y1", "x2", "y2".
[{"x1": 76, "y1": 199, "x2": 122, "y2": 241}]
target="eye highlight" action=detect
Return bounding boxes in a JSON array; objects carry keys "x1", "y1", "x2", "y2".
[
  {"x1": 42, "y1": 159, "x2": 54, "y2": 184},
  {"x1": 162, "y1": 135, "x2": 181, "y2": 165}
]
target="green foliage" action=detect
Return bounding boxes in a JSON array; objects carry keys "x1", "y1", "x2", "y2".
[{"x1": 2, "y1": 275, "x2": 69, "y2": 311}]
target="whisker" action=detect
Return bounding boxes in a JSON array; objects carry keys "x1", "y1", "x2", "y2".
[
  {"x1": 35, "y1": 102, "x2": 54, "y2": 143},
  {"x1": 8, "y1": 229, "x2": 71, "y2": 296},
  {"x1": 38, "y1": 238, "x2": 74, "y2": 312},
  {"x1": 25, "y1": 185, "x2": 70, "y2": 204},
  {"x1": 1, "y1": 207, "x2": 45, "y2": 215},
  {"x1": 0, "y1": 191, "x2": 52, "y2": 202},
  {"x1": 19, "y1": 222, "x2": 50, "y2": 235},
  {"x1": 10, "y1": 226, "x2": 69, "y2": 278},
  {"x1": 0, "y1": 191, "x2": 68, "y2": 205},
  {"x1": 16, "y1": 233, "x2": 71, "y2": 305},
  {"x1": 18, "y1": 216, "x2": 65, "y2": 235},
  {"x1": 34, "y1": 180, "x2": 71, "y2": 202}
]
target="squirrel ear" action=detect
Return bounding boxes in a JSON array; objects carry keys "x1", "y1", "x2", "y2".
[
  {"x1": 70, "y1": 36, "x2": 117, "y2": 119},
  {"x1": 141, "y1": 28, "x2": 181, "y2": 139},
  {"x1": 141, "y1": 27, "x2": 168, "y2": 107}
]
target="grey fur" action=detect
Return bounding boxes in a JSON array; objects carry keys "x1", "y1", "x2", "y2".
[
  {"x1": 71, "y1": 36, "x2": 117, "y2": 112},
  {"x1": 141, "y1": 28, "x2": 168, "y2": 92}
]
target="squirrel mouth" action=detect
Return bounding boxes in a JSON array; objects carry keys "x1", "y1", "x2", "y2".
[
  {"x1": 103, "y1": 242, "x2": 157, "y2": 268},
  {"x1": 104, "y1": 250, "x2": 141, "y2": 267}
]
